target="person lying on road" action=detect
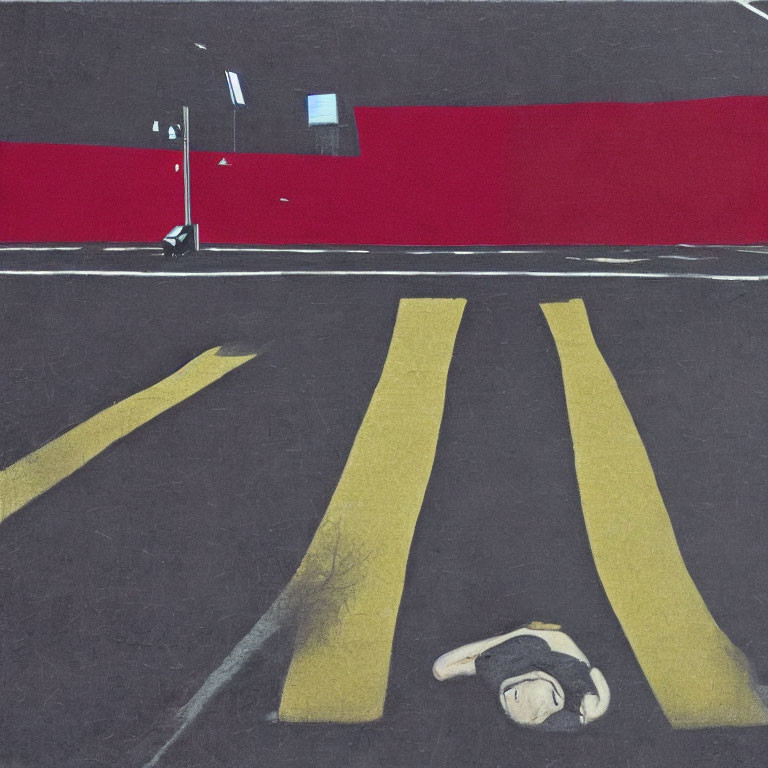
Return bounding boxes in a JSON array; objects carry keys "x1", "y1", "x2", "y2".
[{"x1": 433, "y1": 621, "x2": 610, "y2": 731}]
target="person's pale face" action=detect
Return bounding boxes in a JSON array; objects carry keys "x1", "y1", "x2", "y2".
[{"x1": 501, "y1": 677, "x2": 564, "y2": 726}]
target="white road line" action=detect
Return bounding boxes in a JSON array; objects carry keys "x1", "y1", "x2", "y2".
[
  {"x1": 204, "y1": 247, "x2": 371, "y2": 254},
  {"x1": 103, "y1": 247, "x2": 165, "y2": 251},
  {"x1": 405, "y1": 249, "x2": 547, "y2": 255},
  {"x1": 673, "y1": 245, "x2": 768, "y2": 250},
  {"x1": 585, "y1": 257, "x2": 650, "y2": 263},
  {"x1": 0, "y1": 246, "x2": 82, "y2": 251},
  {"x1": 734, "y1": 0, "x2": 768, "y2": 23},
  {"x1": 0, "y1": 269, "x2": 764, "y2": 280},
  {"x1": 657, "y1": 255, "x2": 717, "y2": 260},
  {"x1": 3, "y1": 1, "x2": 752, "y2": 4}
]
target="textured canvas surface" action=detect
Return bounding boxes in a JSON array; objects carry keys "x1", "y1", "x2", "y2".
[{"x1": 2, "y1": 3, "x2": 768, "y2": 768}]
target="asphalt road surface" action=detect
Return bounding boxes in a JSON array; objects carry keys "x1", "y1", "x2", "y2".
[{"x1": 1, "y1": 249, "x2": 768, "y2": 767}]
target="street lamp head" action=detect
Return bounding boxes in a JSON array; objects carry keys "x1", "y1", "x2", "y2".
[{"x1": 225, "y1": 71, "x2": 247, "y2": 109}]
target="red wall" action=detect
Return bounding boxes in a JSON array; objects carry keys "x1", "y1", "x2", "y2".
[{"x1": 2, "y1": 97, "x2": 767, "y2": 245}]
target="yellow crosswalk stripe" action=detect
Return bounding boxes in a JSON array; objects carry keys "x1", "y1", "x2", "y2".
[
  {"x1": 0, "y1": 344, "x2": 259, "y2": 523},
  {"x1": 278, "y1": 298, "x2": 466, "y2": 723},
  {"x1": 542, "y1": 298, "x2": 768, "y2": 729}
]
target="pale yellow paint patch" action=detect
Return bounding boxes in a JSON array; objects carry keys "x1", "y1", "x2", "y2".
[
  {"x1": 0, "y1": 345, "x2": 258, "y2": 523},
  {"x1": 542, "y1": 298, "x2": 768, "y2": 729},
  {"x1": 525, "y1": 621, "x2": 562, "y2": 631},
  {"x1": 278, "y1": 298, "x2": 466, "y2": 723}
]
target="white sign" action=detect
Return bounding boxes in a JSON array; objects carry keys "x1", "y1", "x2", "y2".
[
  {"x1": 307, "y1": 93, "x2": 339, "y2": 126},
  {"x1": 225, "y1": 71, "x2": 246, "y2": 108}
]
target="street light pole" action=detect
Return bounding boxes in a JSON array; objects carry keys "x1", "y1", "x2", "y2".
[
  {"x1": 180, "y1": 105, "x2": 200, "y2": 250},
  {"x1": 163, "y1": 57, "x2": 242, "y2": 256},
  {"x1": 182, "y1": 106, "x2": 192, "y2": 227}
]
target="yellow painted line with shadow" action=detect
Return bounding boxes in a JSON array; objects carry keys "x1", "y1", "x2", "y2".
[
  {"x1": 278, "y1": 298, "x2": 466, "y2": 723},
  {"x1": 0, "y1": 344, "x2": 260, "y2": 523},
  {"x1": 542, "y1": 298, "x2": 768, "y2": 729}
]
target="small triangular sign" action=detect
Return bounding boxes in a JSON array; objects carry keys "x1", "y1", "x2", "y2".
[{"x1": 218, "y1": 157, "x2": 230, "y2": 166}]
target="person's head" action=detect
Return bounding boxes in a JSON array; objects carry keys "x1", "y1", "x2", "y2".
[{"x1": 499, "y1": 672, "x2": 565, "y2": 726}]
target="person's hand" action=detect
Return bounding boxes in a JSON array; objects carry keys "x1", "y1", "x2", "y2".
[{"x1": 580, "y1": 667, "x2": 611, "y2": 725}]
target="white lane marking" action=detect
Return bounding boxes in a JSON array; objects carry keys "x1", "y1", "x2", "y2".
[
  {"x1": 406, "y1": 249, "x2": 546, "y2": 255},
  {"x1": 705, "y1": 244, "x2": 768, "y2": 249},
  {"x1": 204, "y1": 247, "x2": 371, "y2": 254},
  {"x1": 734, "y1": 0, "x2": 768, "y2": 22},
  {"x1": 407, "y1": 250, "x2": 482, "y2": 255},
  {"x1": 0, "y1": 246, "x2": 82, "y2": 251},
  {"x1": 3, "y1": 1, "x2": 756, "y2": 3},
  {"x1": 585, "y1": 257, "x2": 650, "y2": 263},
  {"x1": 736, "y1": 248, "x2": 768, "y2": 254},
  {"x1": 657, "y1": 254, "x2": 717, "y2": 261},
  {"x1": 0, "y1": 269, "x2": 764, "y2": 281},
  {"x1": 103, "y1": 247, "x2": 165, "y2": 251}
]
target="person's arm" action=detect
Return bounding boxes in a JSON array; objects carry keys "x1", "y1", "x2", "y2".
[{"x1": 432, "y1": 629, "x2": 524, "y2": 680}]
